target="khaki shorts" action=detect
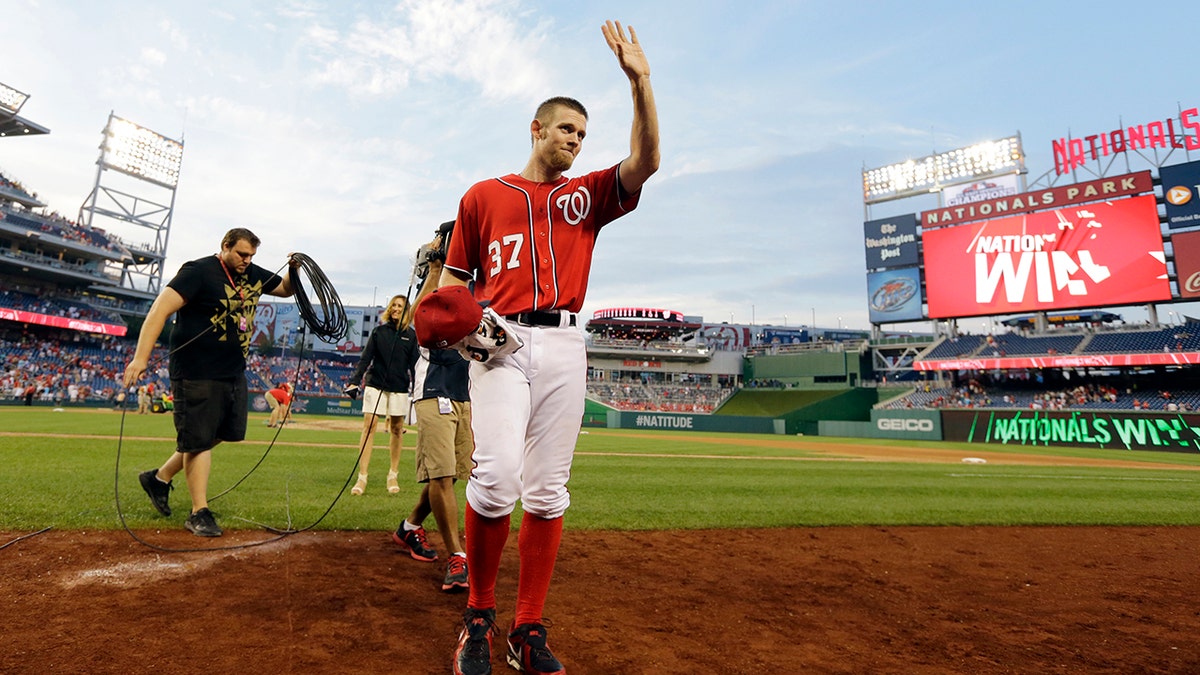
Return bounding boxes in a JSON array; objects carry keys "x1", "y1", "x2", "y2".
[
  {"x1": 414, "y1": 397, "x2": 473, "y2": 482},
  {"x1": 362, "y1": 386, "x2": 409, "y2": 420}
]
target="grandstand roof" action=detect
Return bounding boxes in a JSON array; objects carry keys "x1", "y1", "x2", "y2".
[{"x1": 0, "y1": 112, "x2": 50, "y2": 139}]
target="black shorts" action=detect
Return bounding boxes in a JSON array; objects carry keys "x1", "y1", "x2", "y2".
[{"x1": 172, "y1": 375, "x2": 248, "y2": 453}]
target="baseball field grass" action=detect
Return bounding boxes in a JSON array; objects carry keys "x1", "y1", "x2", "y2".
[{"x1": 3, "y1": 406, "x2": 1200, "y2": 533}]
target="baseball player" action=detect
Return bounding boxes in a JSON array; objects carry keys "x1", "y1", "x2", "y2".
[{"x1": 441, "y1": 20, "x2": 660, "y2": 675}]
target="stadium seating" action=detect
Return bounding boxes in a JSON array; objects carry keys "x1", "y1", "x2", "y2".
[
  {"x1": 0, "y1": 289, "x2": 122, "y2": 324},
  {"x1": 586, "y1": 380, "x2": 734, "y2": 413},
  {"x1": 922, "y1": 335, "x2": 987, "y2": 359}
]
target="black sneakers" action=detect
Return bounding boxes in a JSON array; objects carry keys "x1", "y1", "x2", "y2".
[
  {"x1": 184, "y1": 508, "x2": 223, "y2": 537},
  {"x1": 392, "y1": 524, "x2": 438, "y2": 562},
  {"x1": 138, "y1": 469, "x2": 173, "y2": 517},
  {"x1": 454, "y1": 607, "x2": 496, "y2": 675},
  {"x1": 507, "y1": 622, "x2": 565, "y2": 674},
  {"x1": 442, "y1": 554, "x2": 469, "y2": 592}
]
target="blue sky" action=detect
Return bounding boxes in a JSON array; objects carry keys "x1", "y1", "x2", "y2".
[{"x1": 2, "y1": 0, "x2": 1198, "y2": 332}]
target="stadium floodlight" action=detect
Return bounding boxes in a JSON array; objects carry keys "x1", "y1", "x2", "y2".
[
  {"x1": 0, "y1": 82, "x2": 29, "y2": 114},
  {"x1": 863, "y1": 135, "x2": 1024, "y2": 204},
  {"x1": 99, "y1": 113, "x2": 184, "y2": 188}
]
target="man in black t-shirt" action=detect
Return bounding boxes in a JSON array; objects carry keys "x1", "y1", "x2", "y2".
[{"x1": 123, "y1": 228, "x2": 297, "y2": 537}]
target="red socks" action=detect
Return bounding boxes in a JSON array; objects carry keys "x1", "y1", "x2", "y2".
[
  {"x1": 464, "y1": 505, "x2": 565, "y2": 626},
  {"x1": 465, "y1": 504, "x2": 509, "y2": 610},
  {"x1": 514, "y1": 512, "x2": 563, "y2": 626}
]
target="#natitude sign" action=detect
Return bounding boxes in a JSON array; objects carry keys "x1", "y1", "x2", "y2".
[{"x1": 923, "y1": 194, "x2": 1168, "y2": 319}]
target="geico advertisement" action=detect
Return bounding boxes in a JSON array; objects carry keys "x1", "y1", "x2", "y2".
[
  {"x1": 869, "y1": 410, "x2": 942, "y2": 440},
  {"x1": 942, "y1": 409, "x2": 1200, "y2": 452},
  {"x1": 923, "y1": 194, "x2": 1169, "y2": 319}
]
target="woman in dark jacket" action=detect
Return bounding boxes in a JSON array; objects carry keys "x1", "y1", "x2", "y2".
[{"x1": 346, "y1": 294, "x2": 418, "y2": 495}]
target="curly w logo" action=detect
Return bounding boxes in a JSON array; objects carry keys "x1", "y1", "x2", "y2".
[{"x1": 556, "y1": 187, "x2": 592, "y2": 225}]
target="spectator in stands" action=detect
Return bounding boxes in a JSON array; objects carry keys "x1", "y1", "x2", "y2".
[
  {"x1": 265, "y1": 382, "x2": 294, "y2": 428},
  {"x1": 124, "y1": 228, "x2": 297, "y2": 537},
  {"x1": 345, "y1": 294, "x2": 418, "y2": 496}
]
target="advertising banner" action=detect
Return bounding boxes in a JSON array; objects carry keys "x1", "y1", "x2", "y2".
[
  {"x1": 941, "y1": 174, "x2": 1021, "y2": 206},
  {"x1": 1161, "y1": 159, "x2": 1200, "y2": 230},
  {"x1": 867, "y1": 267, "x2": 924, "y2": 323},
  {"x1": 0, "y1": 307, "x2": 127, "y2": 336},
  {"x1": 869, "y1": 409, "x2": 942, "y2": 440},
  {"x1": 923, "y1": 194, "x2": 1169, "y2": 319},
  {"x1": 863, "y1": 213, "x2": 919, "y2": 269},
  {"x1": 608, "y1": 411, "x2": 779, "y2": 434},
  {"x1": 1171, "y1": 230, "x2": 1200, "y2": 298},
  {"x1": 253, "y1": 302, "x2": 367, "y2": 352},
  {"x1": 761, "y1": 328, "x2": 808, "y2": 345},
  {"x1": 914, "y1": 351, "x2": 1200, "y2": 371},
  {"x1": 942, "y1": 409, "x2": 1200, "y2": 452},
  {"x1": 698, "y1": 324, "x2": 754, "y2": 350}
]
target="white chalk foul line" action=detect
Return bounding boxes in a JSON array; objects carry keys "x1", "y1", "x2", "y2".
[{"x1": 948, "y1": 473, "x2": 1195, "y2": 482}]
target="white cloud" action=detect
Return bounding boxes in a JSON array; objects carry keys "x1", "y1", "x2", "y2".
[
  {"x1": 141, "y1": 46, "x2": 167, "y2": 67},
  {"x1": 303, "y1": 0, "x2": 550, "y2": 100},
  {"x1": 157, "y1": 18, "x2": 189, "y2": 51}
]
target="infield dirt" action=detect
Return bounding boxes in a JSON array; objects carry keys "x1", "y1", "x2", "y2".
[{"x1": 3, "y1": 524, "x2": 1200, "y2": 674}]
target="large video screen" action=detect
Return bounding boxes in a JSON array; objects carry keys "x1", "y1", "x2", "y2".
[{"x1": 923, "y1": 194, "x2": 1169, "y2": 318}]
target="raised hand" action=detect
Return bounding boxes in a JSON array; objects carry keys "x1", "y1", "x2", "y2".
[{"x1": 602, "y1": 20, "x2": 650, "y2": 81}]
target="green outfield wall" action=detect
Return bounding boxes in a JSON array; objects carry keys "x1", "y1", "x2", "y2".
[{"x1": 743, "y1": 349, "x2": 869, "y2": 387}]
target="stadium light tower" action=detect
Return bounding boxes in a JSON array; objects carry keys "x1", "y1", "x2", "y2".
[
  {"x1": 861, "y1": 135, "x2": 1025, "y2": 205},
  {"x1": 0, "y1": 82, "x2": 29, "y2": 114},
  {"x1": 79, "y1": 112, "x2": 184, "y2": 297},
  {"x1": 0, "y1": 81, "x2": 49, "y2": 138}
]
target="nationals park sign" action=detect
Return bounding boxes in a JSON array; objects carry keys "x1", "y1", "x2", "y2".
[
  {"x1": 1052, "y1": 106, "x2": 1200, "y2": 175},
  {"x1": 921, "y1": 171, "x2": 1153, "y2": 228}
]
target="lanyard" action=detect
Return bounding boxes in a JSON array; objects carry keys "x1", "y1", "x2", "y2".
[{"x1": 216, "y1": 254, "x2": 249, "y2": 332}]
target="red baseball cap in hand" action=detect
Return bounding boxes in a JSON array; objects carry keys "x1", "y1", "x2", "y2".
[{"x1": 415, "y1": 286, "x2": 483, "y2": 348}]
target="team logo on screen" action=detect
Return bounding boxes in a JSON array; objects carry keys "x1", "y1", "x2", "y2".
[
  {"x1": 1167, "y1": 185, "x2": 1193, "y2": 206},
  {"x1": 870, "y1": 277, "x2": 917, "y2": 312}
]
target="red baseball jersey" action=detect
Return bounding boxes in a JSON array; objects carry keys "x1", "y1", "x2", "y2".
[{"x1": 446, "y1": 164, "x2": 640, "y2": 315}]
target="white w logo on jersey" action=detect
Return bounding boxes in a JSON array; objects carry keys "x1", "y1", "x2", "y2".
[{"x1": 556, "y1": 187, "x2": 592, "y2": 225}]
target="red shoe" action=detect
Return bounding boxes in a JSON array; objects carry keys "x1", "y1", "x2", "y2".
[
  {"x1": 391, "y1": 525, "x2": 438, "y2": 562},
  {"x1": 442, "y1": 554, "x2": 469, "y2": 592}
]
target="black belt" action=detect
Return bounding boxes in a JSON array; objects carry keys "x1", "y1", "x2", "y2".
[{"x1": 506, "y1": 311, "x2": 576, "y2": 328}]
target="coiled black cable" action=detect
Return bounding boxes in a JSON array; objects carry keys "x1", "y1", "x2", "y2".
[{"x1": 290, "y1": 253, "x2": 348, "y2": 341}]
